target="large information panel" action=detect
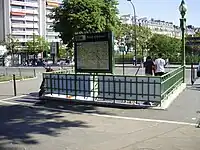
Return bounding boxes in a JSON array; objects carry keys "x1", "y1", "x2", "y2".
[{"x1": 74, "y1": 32, "x2": 113, "y2": 73}]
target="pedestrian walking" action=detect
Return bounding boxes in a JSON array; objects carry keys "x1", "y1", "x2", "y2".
[
  {"x1": 143, "y1": 56, "x2": 155, "y2": 76},
  {"x1": 154, "y1": 53, "x2": 167, "y2": 76}
]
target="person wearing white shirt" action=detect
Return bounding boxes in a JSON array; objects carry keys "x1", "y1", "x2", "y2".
[{"x1": 154, "y1": 53, "x2": 166, "y2": 76}]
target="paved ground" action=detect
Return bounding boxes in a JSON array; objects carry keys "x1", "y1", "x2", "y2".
[
  {"x1": 0, "y1": 75, "x2": 43, "y2": 100},
  {"x1": 0, "y1": 101, "x2": 200, "y2": 150},
  {"x1": 0, "y1": 66, "x2": 200, "y2": 149}
]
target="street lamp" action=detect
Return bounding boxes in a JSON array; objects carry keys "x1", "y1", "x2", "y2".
[
  {"x1": 127, "y1": 0, "x2": 137, "y2": 66},
  {"x1": 179, "y1": 0, "x2": 187, "y2": 83}
]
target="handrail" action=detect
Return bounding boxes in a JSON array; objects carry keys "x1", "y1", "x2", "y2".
[{"x1": 161, "y1": 66, "x2": 183, "y2": 79}]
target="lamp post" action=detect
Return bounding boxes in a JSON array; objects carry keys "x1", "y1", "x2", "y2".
[
  {"x1": 179, "y1": 0, "x2": 187, "y2": 83},
  {"x1": 127, "y1": 0, "x2": 137, "y2": 66}
]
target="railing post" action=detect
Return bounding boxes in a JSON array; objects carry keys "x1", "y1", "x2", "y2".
[{"x1": 183, "y1": 65, "x2": 185, "y2": 83}]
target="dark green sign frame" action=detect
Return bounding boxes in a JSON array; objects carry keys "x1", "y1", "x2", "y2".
[{"x1": 74, "y1": 32, "x2": 113, "y2": 73}]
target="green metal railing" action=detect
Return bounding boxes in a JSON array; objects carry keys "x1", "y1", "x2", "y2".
[
  {"x1": 42, "y1": 67, "x2": 184, "y2": 106},
  {"x1": 161, "y1": 66, "x2": 184, "y2": 99}
]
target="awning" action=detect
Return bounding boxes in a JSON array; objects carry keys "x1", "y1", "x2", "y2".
[
  {"x1": 11, "y1": 11, "x2": 26, "y2": 16},
  {"x1": 46, "y1": 1, "x2": 59, "y2": 7}
]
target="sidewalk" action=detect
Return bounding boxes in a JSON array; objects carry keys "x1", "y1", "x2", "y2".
[
  {"x1": 0, "y1": 76, "x2": 42, "y2": 100},
  {"x1": 0, "y1": 102, "x2": 199, "y2": 150}
]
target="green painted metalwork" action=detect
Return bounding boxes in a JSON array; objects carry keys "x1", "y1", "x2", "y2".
[
  {"x1": 43, "y1": 67, "x2": 184, "y2": 106},
  {"x1": 161, "y1": 66, "x2": 184, "y2": 99}
]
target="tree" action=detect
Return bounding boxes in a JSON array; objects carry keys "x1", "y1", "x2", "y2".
[
  {"x1": 25, "y1": 35, "x2": 49, "y2": 57},
  {"x1": 0, "y1": 34, "x2": 20, "y2": 66},
  {"x1": 50, "y1": 0, "x2": 120, "y2": 48},
  {"x1": 147, "y1": 34, "x2": 181, "y2": 61},
  {"x1": 115, "y1": 24, "x2": 152, "y2": 56}
]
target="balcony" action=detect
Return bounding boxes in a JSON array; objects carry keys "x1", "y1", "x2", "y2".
[
  {"x1": 26, "y1": 10, "x2": 38, "y2": 14},
  {"x1": 25, "y1": 16, "x2": 39, "y2": 21},
  {"x1": 11, "y1": 9, "x2": 26, "y2": 16},
  {"x1": 46, "y1": 18, "x2": 54, "y2": 23},
  {"x1": 11, "y1": 8, "x2": 26, "y2": 13},
  {"x1": 47, "y1": 32, "x2": 59, "y2": 36},
  {"x1": 11, "y1": 0, "x2": 26, "y2": 6},
  {"x1": 11, "y1": 22, "x2": 39, "y2": 28},
  {"x1": 12, "y1": 30, "x2": 39, "y2": 36},
  {"x1": 26, "y1": 23, "x2": 39, "y2": 28},
  {"x1": 25, "y1": 2, "x2": 38, "y2": 7},
  {"x1": 17, "y1": 38, "x2": 27, "y2": 42},
  {"x1": 46, "y1": 1, "x2": 59, "y2": 7},
  {"x1": 12, "y1": 31, "x2": 27, "y2": 35},
  {"x1": 47, "y1": 38, "x2": 60, "y2": 42},
  {"x1": 11, "y1": 17, "x2": 25, "y2": 21},
  {"x1": 12, "y1": 23, "x2": 27, "y2": 28}
]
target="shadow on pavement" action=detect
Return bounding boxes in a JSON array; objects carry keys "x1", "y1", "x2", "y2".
[
  {"x1": 38, "y1": 100, "x2": 118, "y2": 115},
  {"x1": 5, "y1": 92, "x2": 116, "y2": 116},
  {"x1": 0, "y1": 104, "x2": 90, "y2": 147},
  {"x1": 187, "y1": 84, "x2": 200, "y2": 91}
]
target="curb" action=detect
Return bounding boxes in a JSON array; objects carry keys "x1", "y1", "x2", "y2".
[
  {"x1": 39, "y1": 96, "x2": 157, "y2": 109},
  {"x1": 0, "y1": 76, "x2": 38, "y2": 84}
]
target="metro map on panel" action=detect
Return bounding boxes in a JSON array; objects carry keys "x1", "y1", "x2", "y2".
[{"x1": 76, "y1": 41, "x2": 109, "y2": 70}]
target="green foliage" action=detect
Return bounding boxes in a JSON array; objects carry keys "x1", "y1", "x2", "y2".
[
  {"x1": 58, "y1": 45, "x2": 66, "y2": 58},
  {"x1": 0, "y1": 34, "x2": 20, "y2": 66},
  {"x1": 114, "y1": 53, "x2": 134, "y2": 64},
  {"x1": 147, "y1": 34, "x2": 181, "y2": 60},
  {"x1": 58, "y1": 44, "x2": 74, "y2": 60},
  {"x1": 25, "y1": 35, "x2": 49, "y2": 55},
  {"x1": 0, "y1": 34, "x2": 20, "y2": 55},
  {"x1": 50, "y1": 0, "x2": 120, "y2": 48},
  {"x1": 116, "y1": 24, "x2": 152, "y2": 55},
  {"x1": 186, "y1": 32, "x2": 200, "y2": 54}
]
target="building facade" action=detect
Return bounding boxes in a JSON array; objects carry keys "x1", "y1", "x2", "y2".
[
  {"x1": 120, "y1": 14, "x2": 196, "y2": 38},
  {"x1": 0, "y1": 0, "x2": 61, "y2": 44}
]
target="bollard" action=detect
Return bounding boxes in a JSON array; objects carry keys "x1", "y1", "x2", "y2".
[
  {"x1": 33, "y1": 69, "x2": 36, "y2": 77},
  {"x1": 13, "y1": 74, "x2": 17, "y2": 96}
]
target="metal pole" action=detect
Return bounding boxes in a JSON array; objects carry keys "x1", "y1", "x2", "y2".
[
  {"x1": 123, "y1": 50, "x2": 125, "y2": 75},
  {"x1": 180, "y1": 17, "x2": 186, "y2": 83},
  {"x1": 13, "y1": 74, "x2": 17, "y2": 96},
  {"x1": 129, "y1": 1, "x2": 137, "y2": 66},
  {"x1": 33, "y1": 8, "x2": 35, "y2": 63}
]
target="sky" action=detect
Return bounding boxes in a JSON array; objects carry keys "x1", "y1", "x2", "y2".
[{"x1": 117, "y1": 0, "x2": 200, "y2": 27}]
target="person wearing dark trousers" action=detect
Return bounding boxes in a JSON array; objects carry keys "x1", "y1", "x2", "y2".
[
  {"x1": 143, "y1": 56, "x2": 155, "y2": 76},
  {"x1": 154, "y1": 53, "x2": 167, "y2": 76}
]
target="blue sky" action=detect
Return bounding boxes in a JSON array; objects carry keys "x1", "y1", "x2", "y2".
[{"x1": 118, "y1": 0, "x2": 199, "y2": 27}]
